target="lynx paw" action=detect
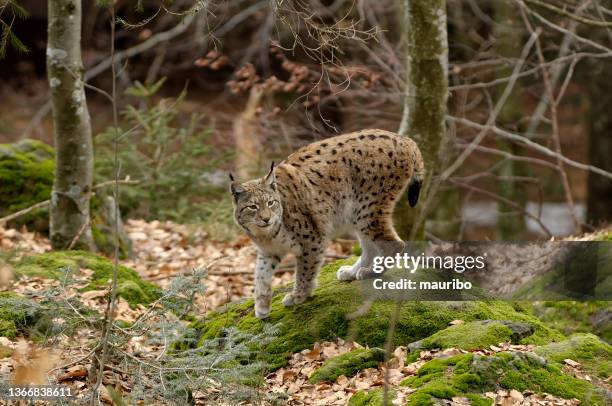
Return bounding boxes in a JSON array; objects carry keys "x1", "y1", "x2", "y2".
[
  {"x1": 255, "y1": 307, "x2": 270, "y2": 319},
  {"x1": 337, "y1": 265, "x2": 357, "y2": 281},
  {"x1": 282, "y1": 292, "x2": 307, "y2": 307},
  {"x1": 355, "y1": 266, "x2": 376, "y2": 280}
]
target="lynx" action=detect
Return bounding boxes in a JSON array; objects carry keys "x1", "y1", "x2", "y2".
[{"x1": 230, "y1": 129, "x2": 425, "y2": 319}]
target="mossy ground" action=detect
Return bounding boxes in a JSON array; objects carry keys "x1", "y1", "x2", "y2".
[
  {"x1": 184, "y1": 259, "x2": 563, "y2": 371},
  {"x1": 309, "y1": 347, "x2": 386, "y2": 383},
  {"x1": 0, "y1": 292, "x2": 46, "y2": 339},
  {"x1": 13, "y1": 251, "x2": 161, "y2": 307},
  {"x1": 527, "y1": 301, "x2": 611, "y2": 343},
  {"x1": 401, "y1": 351, "x2": 606, "y2": 405},
  {"x1": 348, "y1": 388, "x2": 393, "y2": 406},
  {"x1": 535, "y1": 333, "x2": 611, "y2": 378},
  {"x1": 414, "y1": 320, "x2": 525, "y2": 351}
]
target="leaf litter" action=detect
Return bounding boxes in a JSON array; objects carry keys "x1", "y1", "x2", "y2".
[{"x1": 0, "y1": 222, "x2": 602, "y2": 404}]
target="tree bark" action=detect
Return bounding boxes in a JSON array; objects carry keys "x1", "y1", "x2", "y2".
[
  {"x1": 586, "y1": 59, "x2": 612, "y2": 225},
  {"x1": 494, "y1": 1, "x2": 527, "y2": 240},
  {"x1": 47, "y1": 0, "x2": 94, "y2": 250},
  {"x1": 395, "y1": 0, "x2": 448, "y2": 240}
]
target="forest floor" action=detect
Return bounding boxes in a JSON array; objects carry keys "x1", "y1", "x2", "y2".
[{"x1": 0, "y1": 221, "x2": 608, "y2": 405}]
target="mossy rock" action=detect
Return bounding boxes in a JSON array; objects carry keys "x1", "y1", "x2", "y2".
[
  {"x1": 527, "y1": 301, "x2": 611, "y2": 343},
  {"x1": 0, "y1": 140, "x2": 132, "y2": 257},
  {"x1": 183, "y1": 259, "x2": 563, "y2": 371},
  {"x1": 535, "y1": 333, "x2": 612, "y2": 378},
  {"x1": 309, "y1": 347, "x2": 385, "y2": 383},
  {"x1": 412, "y1": 320, "x2": 534, "y2": 351},
  {"x1": 348, "y1": 389, "x2": 393, "y2": 406},
  {"x1": 0, "y1": 292, "x2": 46, "y2": 339},
  {"x1": 401, "y1": 352, "x2": 607, "y2": 405},
  {"x1": 0, "y1": 139, "x2": 55, "y2": 232},
  {"x1": 13, "y1": 251, "x2": 160, "y2": 307}
]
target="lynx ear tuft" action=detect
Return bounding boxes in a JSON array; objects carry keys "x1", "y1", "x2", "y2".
[
  {"x1": 263, "y1": 161, "x2": 276, "y2": 190},
  {"x1": 230, "y1": 182, "x2": 245, "y2": 199},
  {"x1": 229, "y1": 172, "x2": 235, "y2": 182}
]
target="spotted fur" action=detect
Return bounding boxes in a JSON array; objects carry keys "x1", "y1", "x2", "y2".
[{"x1": 230, "y1": 129, "x2": 424, "y2": 318}]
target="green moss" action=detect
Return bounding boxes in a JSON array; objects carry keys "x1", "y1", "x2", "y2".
[
  {"x1": 535, "y1": 333, "x2": 611, "y2": 378},
  {"x1": 0, "y1": 292, "x2": 45, "y2": 339},
  {"x1": 309, "y1": 347, "x2": 385, "y2": 383},
  {"x1": 348, "y1": 389, "x2": 393, "y2": 406},
  {"x1": 527, "y1": 301, "x2": 611, "y2": 342},
  {"x1": 595, "y1": 232, "x2": 612, "y2": 241},
  {"x1": 184, "y1": 259, "x2": 563, "y2": 371},
  {"x1": 402, "y1": 351, "x2": 606, "y2": 405},
  {"x1": 415, "y1": 320, "x2": 526, "y2": 351},
  {"x1": 14, "y1": 251, "x2": 161, "y2": 307},
  {"x1": 0, "y1": 139, "x2": 55, "y2": 232}
]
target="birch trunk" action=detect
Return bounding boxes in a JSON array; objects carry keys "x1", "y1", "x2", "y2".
[
  {"x1": 47, "y1": 0, "x2": 94, "y2": 250},
  {"x1": 395, "y1": 0, "x2": 448, "y2": 240}
]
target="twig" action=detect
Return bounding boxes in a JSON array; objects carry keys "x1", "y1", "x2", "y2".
[
  {"x1": 450, "y1": 179, "x2": 552, "y2": 237},
  {"x1": 440, "y1": 29, "x2": 540, "y2": 181},
  {"x1": 0, "y1": 179, "x2": 140, "y2": 225},
  {"x1": 20, "y1": 12, "x2": 198, "y2": 139},
  {"x1": 448, "y1": 116, "x2": 612, "y2": 180},
  {"x1": 521, "y1": 5, "x2": 581, "y2": 232},
  {"x1": 523, "y1": 0, "x2": 612, "y2": 27},
  {"x1": 67, "y1": 219, "x2": 91, "y2": 250}
]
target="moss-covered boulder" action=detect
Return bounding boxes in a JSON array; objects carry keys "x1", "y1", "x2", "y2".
[
  {"x1": 13, "y1": 251, "x2": 160, "y2": 307},
  {"x1": 535, "y1": 333, "x2": 611, "y2": 378},
  {"x1": 0, "y1": 139, "x2": 132, "y2": 257},
  {"x1": 348, "y1": 389, "x2": 392, "y2": 406},
  {"x1": 411, "y1": 320, "x2": 534, "y2": 351},
  {"x1": 184, "y1": 259, "x2": 563, "y2": 370},
  {"x1": 401, "y1": 352, "x2": 607, "y2": 405},
  {"x1": 0, "y1": 139, "x2": 55, "y2": 232},
  {"x1": 0, "y1": 292, "x2": 46, "y2": 339},
  {"x1": 527, "y1": 301, "x2": 611, "y2": 343},
  {"x1": 309, "y1": 347, "x2": 385, "y2": 383}
]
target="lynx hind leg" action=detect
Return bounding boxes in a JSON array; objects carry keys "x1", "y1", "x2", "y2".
[
  {"x1": 354, "y1": 219, "x2": 404, "y2": 280},
  {"x1": 283, "y1": 249, "x2": 324, "y2": 306},
  {"x1": 337, "y1": 237, "x2": 377, "y2": 281}
]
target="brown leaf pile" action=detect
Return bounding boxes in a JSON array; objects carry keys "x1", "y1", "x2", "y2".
[
  {"x1": 266, "y1": 340, "x2": 422, "y2": 405},
  {"x1": 264, "y1": 338, "x2": 587, "y2": 406},
  {"x1": 0, "y1": 226, "x2": 50, "y2": 255}
]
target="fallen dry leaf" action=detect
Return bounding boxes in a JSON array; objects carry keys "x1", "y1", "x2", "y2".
[{"x1": 563, "y1": 358, "x2": 581, "y2": 368}]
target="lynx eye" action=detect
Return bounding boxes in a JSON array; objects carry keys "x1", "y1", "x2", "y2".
[
  {"x1": 267, "y1": 200, "x2": 277, "y2": 207},
  {"x1": 246, "y1": 204, "x2": 258, "y2": 211}
]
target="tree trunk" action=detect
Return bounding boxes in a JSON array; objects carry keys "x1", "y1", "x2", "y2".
[
  {"x1": 395, "y1": 0, "x2": 449, "y2": 240},
  {"x1": 233, "y1": 87, "x2": 263, "y2": 179},
  {"x1": 587, "y1": 59, "x2": 612, "y2": 225},
  {"x1": 47, "y1": 0, "x2": 94, "y2": 250},
  {"x1": 494, "y1": 1, "x2": 527, "y2": 241}
]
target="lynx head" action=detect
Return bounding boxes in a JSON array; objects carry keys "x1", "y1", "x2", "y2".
[{"x1": 229, "y1": 163, "x2": 282, "y2": 239}]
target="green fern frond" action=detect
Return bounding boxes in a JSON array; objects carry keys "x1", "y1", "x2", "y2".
[
  {"x1": 0, "y1": 21, "x2": 10, "y2": 59},
  {"x1": 8, "y1": 28, "x2": 28, "y2": 54},
  {"x1": 9, "y1": 1, "x2": 29, "y2": 19}
]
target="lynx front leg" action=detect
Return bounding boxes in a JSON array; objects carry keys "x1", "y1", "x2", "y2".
[
  {"x1": 283, "y1": 250, "x2": 324, "y2": 307},
  {"x1": 254, "y1": 252, "x2": 280, "y2": 319}
]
